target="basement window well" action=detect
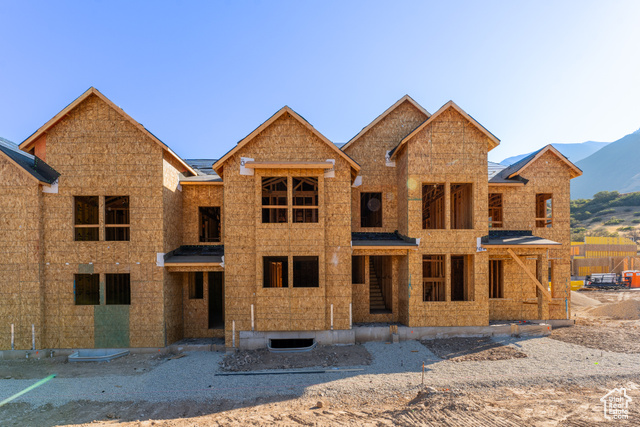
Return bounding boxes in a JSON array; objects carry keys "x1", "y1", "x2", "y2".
[{"x1": 268, "y1": 338, "x2": 316, "y2": 352}]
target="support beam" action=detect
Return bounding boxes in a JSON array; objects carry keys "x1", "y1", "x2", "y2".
[{"x1": 506, "y1": 248, "x2": 552, "y2": 301}]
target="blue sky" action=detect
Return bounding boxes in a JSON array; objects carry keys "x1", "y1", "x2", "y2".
[{"x1": 1, "y1": 1, "x2": 639, "y2": 162}]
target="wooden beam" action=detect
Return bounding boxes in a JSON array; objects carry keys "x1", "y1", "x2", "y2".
[
  {"x1": 506, "y1": 248, "x2": 552, "y2": 301},
  {"x1": 352, "y1": 245, "x2": 418, "y2": 251},
  {"x1": 179, "y1": 181, "x2": 223, "y2": 186},
  {"x1": 244, "y1": 161, "x2": 333, "y2": 169}
]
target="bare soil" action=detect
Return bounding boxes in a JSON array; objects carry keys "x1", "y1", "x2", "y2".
[
  {"x1": 550, "y1": 290, "x2": 640, "y2": 353},
  {"x1": 421, "y1": 337, "x2": 528, "y2": 362},
  {"x1": 220, "y1": 344, "x2": 372, "y2": 371},
  {"x1": 8, "y1": 382, "x2": 637, "y2": 426},
  {"x1": 0, "y1": 352, "x2": 171, "y2": 380}
]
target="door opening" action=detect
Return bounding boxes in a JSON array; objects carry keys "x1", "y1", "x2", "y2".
[{"x1": 208, "y1": 272, "x2": 224, "y2": 329}]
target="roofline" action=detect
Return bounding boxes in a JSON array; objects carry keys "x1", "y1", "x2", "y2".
[
  {"x1": 19, "y1": 87, "x2": 196, "y2": 176},
  {"x1": 0, "y1": 149, "x2": 53, "y2": 186},
  {"x1": 341, "y1": 95, "x2": 431, "y2": 152},
  {"x1": 212, "y1": 106, "x2": 360, "y2": 175},
  {"x1": 507, "y1": 144, "x2": 582, "y2": 179},
  {"x1": 390, "y1": 100, "x2": 500, "y2": 160}
]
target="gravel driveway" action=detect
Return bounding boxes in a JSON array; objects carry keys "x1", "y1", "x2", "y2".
[{"x1": 1, "y1": 336, "x2": 638, "y2": 411}]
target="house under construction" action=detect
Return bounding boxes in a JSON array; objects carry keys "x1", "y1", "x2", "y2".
[{"x1": 0, "y1": 88, "x2": 582, "y2": 350}]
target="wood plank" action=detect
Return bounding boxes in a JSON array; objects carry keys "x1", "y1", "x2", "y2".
[{"x1": 245, "y1": 161, "x2": 334, "y2": 169}]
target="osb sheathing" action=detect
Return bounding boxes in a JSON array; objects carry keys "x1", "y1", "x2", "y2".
[
  {"x1": 489, "y1": 150, "x2": 573, "y2": 320},
  {"x1": 221, "y1": 112, "x2": 352, "y2": 344},
  {"x1": 181, "y1": 273, "x2": 225, "y2": 339},
  {"x1": 397, "y1": 107, "x2": 491, "y2": 327},
  {"x1": 36, "y1": 94, "x2": 170, "y2": 349},
  {"x1": 182, "y1": 185, "x2": 224, "y2": 245},
  {"x1": 0, "y1": 156, "x2": 45, "y2": 350},
  {"x1": 344, "y1": 100, "x2": 427, "y2": 233}
]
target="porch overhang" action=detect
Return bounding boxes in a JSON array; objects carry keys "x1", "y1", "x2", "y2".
[
  {"x1": 351, "y1": 232, "x2": 419, "y2": 252},
  {"x1": 164, "y1": 245, "x2": 224, "y2": 272},
  {"x1": 481, "y1": 230, "x2": 560, "y2": 249}
]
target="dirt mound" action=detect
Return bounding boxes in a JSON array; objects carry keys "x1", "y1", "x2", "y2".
[
  {"x1": 590, "y1": 299, "x2": 640, "y2": 320},
  {"x1": 422, "y1": 337, "x2": 527, "y2": 362},
  {"x1": 570, "y1": 291, "x2": 601, "y2": 309},
  {"x1": 220, "y1": 344, "x2": 371, "y2": 372}
]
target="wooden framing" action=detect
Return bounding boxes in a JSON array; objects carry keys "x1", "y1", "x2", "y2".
[
  {"x1": 212, "y1": 106, "x2": 360, "y2": 177},
  {"x1": 390, "y1": 100, "x2": 500, "y2": 160},
  {"x1": 19, "y1": 87, "x2": 196, "y2": 176},
  {"x1": 0, "y1": 90, "x2": 581, "y2": 350}
]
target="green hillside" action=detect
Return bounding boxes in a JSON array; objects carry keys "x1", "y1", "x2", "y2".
[{"x1": 570, "y1": 191, "x2": 640, "y2": 242}]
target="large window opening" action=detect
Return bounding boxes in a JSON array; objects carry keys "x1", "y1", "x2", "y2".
[
  {"x1": 361, "y1": 192, "x2": 382, "y2": 227},
  {"x1": 423, "y1": 255, "x2": 445, "y2": 302},
  {"x1": 199, "y1": 207, "x2": 221, "y2": 242},
  {"x1": 75, "y1": 274, "x2": 100, "y2": 305},
  {"x1": 293, "y1": 256, "x2": 319, "y2": 288},
  {"x1": 293, "y1": 177, "x2": 319, "y2": 223},
  {"x1": 422, "y1": 184, "x2": 445, "y2": 229},
  {"x1": 536, "y1": 193, "x2": 553, "y2": 227},
  {"x1": 489, "y1": 260, "x2": 504, "y2": 299},
  {"x1": 74, "y1": 196, "x2": 99, "y2": 241},
  {"x1": 451, "y1": 255, "x2": 473, "y2": 301},
  {"x1": 106, "y1": 274, "x2": 131, "y2": 305},
  {"x1": 189, "y1": 272, "x2": 204, "y2": 299},
  {"x1": 262, "y1": 177, "x2": 288, "y2": 223},
  {"x1": 451, "y1": 183, "x2": 473, "y2": 229},
  {"x1": 352, "y1": 256, "x2": 365, "y2": 284},
  {"x1": 105, "y1": 196, "x2": 130, "y2": 241},
  {"x1": 488, "y1": 193, "x2": 503, "y2": 228},
  {"x1": 264, "y1": 256, "x2": 288, "y2": 288}
]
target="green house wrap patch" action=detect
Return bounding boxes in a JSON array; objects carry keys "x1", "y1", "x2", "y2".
[{"x1": 94, "y1": 305, "x2": 130, "y2": 348}]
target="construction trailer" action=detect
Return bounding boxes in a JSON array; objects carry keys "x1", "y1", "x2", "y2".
[{"x1": 0, "y1": 89, "x2": 581, "y2": 350}]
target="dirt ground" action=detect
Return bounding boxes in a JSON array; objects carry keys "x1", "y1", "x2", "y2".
[
  {"x1": 220, "y1": 344, "x2": 372, "y2": 371},
  {"x1": 550, "y1": 290, "x2": 640, "y2": 353},
  {"x1": 421, "y1": 337, "x2": 528, "y2": 362},
  {"x1": 2, "y1": 290, "x2": 639, "y2": 426},
  {"x1": 0, "y1": 352, "x2": 172, "y2": 380},
  {"x1": 5, "y1": 382, "x2": 638, "y2": 426}
]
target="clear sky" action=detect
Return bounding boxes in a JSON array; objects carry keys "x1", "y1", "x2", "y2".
[{"x1": 1, "y1": 1, "x2": 639, "y2": 162}]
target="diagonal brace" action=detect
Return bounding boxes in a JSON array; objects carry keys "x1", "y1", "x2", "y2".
[{"x1": 507, "y1": 248, "x2": 552, "y2": 301}]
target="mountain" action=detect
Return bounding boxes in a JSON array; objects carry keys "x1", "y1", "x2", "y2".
[
  {"x1": 571, "y1": 129, "x2": 640, "y2": 199},
  {"x1": 500, "y1": 141, "x2": 609, "y2": 165}
]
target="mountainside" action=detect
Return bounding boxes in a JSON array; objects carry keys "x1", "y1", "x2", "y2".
[
  {"x1": 571, "y1": 130, "x2": 640, "y2": 199},
  {"x1": 501, "y1": 141, "x2": 609, "y2": 165}
]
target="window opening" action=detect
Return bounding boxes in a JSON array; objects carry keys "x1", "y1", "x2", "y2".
[
  {"x1": 488, "y1": 193, "x2": 503, "y2": 228},
  {"x1": 361, "y1": 192, "x2": 382, "y2": 227},
  {"x1": 262, "y1": 177, "x2": 288, "y2": 223},
  {"x1": 293, "y1": 177, "x2": 319, "y2": 223},
  {"x1": 293, "y1": 256, "x2": 319, "y2": 287},
  {"x1": 106, "y1": 274, "x2": 131, "y2": 305},
  {"x1": 536, "y1": 193, "x2": 553, "y2": 227},
  {"x1": 264, "y1": 256, "x2": 288, "y2": 287},
  {"x1": 423, "y1": 255, "x2": 445, "y2": 301},
  {"x1": 75, "y1": 274, "x2": 100, "y2": 305},
  {"x1": 422, "y1": 184, "x2": 445, "y2": 229},
  {"x1": 74, "y1": 196, "x2": 99, "y2": 241},
  {"x1": 199, "y1": 207, "x2": 221, "y2": 242},
  {"x1": 451, "y1": 184, "x2": 473, "y2": 229},
  {"x1": 105, "y1": 196, "x2": 130, "y2": 241}
]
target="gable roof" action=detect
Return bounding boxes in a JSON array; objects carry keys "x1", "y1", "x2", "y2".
[
  {"x1": 19, "y1": 87, "x2": 196, "y2": 175},
  {"x1": 212, "y1": 106, "x2": 360, "y2": 176},
  {"x1": 491, "y1": 144, "x2": 582, "y2": 182},
  {"x1": 389, "y1": 100, "x2": 500, "y2": 159},
  {"x1": 340, "y1": 95, "x2": 430, "y2": 152},
  {"x1": 0, "y1": 137, "x2": 60, "y2": 185}
]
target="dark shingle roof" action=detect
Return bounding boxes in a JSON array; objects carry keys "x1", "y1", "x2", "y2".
[
  {"x1": 164, "y1": 245, "x2": 224, "y2": 265},
  {"x1": 0, "y1": 137, "x2": 60, "y2": 184},
  {"x1": 351, "y1": 232, "x2": 418, "y2": 247},
  {"x1": 481, "y1": 230, "x2": 560, "y2": 246}
]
